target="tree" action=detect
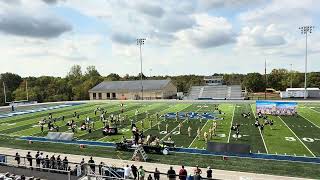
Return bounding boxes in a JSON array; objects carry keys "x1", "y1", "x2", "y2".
[
  {"x1": 268, "y1": 69, "x2": 289, "y2": 91},
  {"x1": 106, "y1": 73, "x2": 121, "y2": 81},
  {"x1": 308, "y1": 72, "x2": 320, "y2": 88},
  {"x1": 85, "y1": 66, "x2": 101, "y2": 78},
  {"x1": 0, "y1": 72, "x2": 22, "y2": 103},
  {"x1": 243, "y1": 73, "x2": 265, "y2": 92},
  {"x1": 67, "y1": 65, "x2": 82, "y2": 79}
]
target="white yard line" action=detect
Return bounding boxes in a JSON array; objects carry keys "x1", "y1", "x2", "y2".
[
  {"x1": 162, "y1": 106, "x2": 203, "y2": 142},
  {"x1": 96, "y1": 104, "x2": 165, "y2": 141},
  {"x1": 250, "y1": 104, "x2": 269, "y2": 154},
  {"x1": 278, "y1": 116, "x2": 316, "y2": 157},
  {"x1": 227, "y1": 105, "x2": 236, "y2": 143},
  {"x1": 299, "y1": 113, "x2": 320, "y2": 129},
  {"x1": 308, "y1": 107, "x2": 320, "y2": 114},
  {"x1": 188, "y1": 119, "x2": 209, "y2": 148}
]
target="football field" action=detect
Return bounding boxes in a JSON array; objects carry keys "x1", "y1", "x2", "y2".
[{"x1": 0, "y1": 101, "x2": 319, "y2": 157}]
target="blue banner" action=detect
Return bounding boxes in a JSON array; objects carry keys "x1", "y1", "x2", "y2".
[{"x1": 256, "y1": 101, "x2": 297, "y2": 116}]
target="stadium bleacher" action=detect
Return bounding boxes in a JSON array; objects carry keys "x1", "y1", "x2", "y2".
[{"x1": 186, "y1": 85, "x2": 243, "y2": 100}]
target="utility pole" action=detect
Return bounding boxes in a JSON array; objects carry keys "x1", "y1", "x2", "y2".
[
  {"x1": 26, "y1": 80, "x2": 29, "y2": 101},
  {"x1": 137, "y1": 38, "x2": 146, "y2": 100},
  {"x1": 299, "y1": 26, "x2": 315, "y2": 99},
  {"x1": 3, "y1": 82, "x2": 7, "y2": 103},
  {"x1": 264, "y1": 59, "x2": 267, "y2": 100},
  {"x1": 290, "y1": 64, "x2": 293, "y2": 88}
]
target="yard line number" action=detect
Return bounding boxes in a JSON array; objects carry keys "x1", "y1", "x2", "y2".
[{"x1": 285, "y1": 137, "x2": 318, "y2": 143}]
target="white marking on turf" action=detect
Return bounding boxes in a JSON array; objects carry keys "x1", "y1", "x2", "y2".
[
  {"x1": 308, "y1": 107, "x2": 320, "y2": 114},
  {"x1": 250, "y1": 104, "x2": 269, "y2": 154},
  {"x1": 188, "y1": 118, "x2": 208, "y2": 148},
  {"x1": 278, "y1": 116, "x2": 316, "y2": 157},
  {"x1": 299, "y1": 113, "x2": 320, "y2": 129},
  {"x1": 184, "y1": 106, "x2": 205, "y2": 148},
  {"x1": 96, "y1": 104, "x2": 169, "y2": 141},
  {"x1": 227, "y1": 105, "x2": 236, "y2": 143}
]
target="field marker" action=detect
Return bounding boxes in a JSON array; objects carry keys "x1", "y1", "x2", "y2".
[
  {"x1": 97, "y1": 103, "x2": 180, "y2": 141},
  {"x1": 188, "y1": 118, "x2": 209, "y2": 148},
  {"x1": 227, "y1": 105, "x2": 236, "y2": 143},
  {"x1": 161, "y1": 106, "x2": 203, "y2": 142},
  {"x1": 250, "y1": 104, "x2": 269, "y2": 154},
  {"x1": 308, "y1": 107, "x2": 320, "y2": 114},
  {"x1": 278, "y1": 116, "x2": 316, "y2": 157},
  {"x1": 299, "y1": 113, "x2": 320, "y2": 129}
]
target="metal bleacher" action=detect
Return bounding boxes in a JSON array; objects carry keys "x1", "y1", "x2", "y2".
[{"x1": 186, "y1": 85, "x2": 243, "y2": 100}]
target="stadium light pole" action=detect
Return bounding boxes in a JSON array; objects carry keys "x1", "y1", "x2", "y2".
[
  {"x1": 137, "y1": 38, "x2": 146, "y2": 100},
  {"x1": 299, "y1": 26, "x2": 314, "y2": 99},
  {"x1": 290, "y1": 64, "x2": 293, "y2": 88}
]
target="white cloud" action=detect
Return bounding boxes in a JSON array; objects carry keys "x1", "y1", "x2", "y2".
[
  {"x1": 198, "y1": 0, "x2": 266, "y2": 10},
  {"x1": 236, "y1": 24, "x2": 286, "y2": 49},
  {"x1": 176, "y1": 14, "x2": 235, "y2": 48},
  {"x1": 0, "y1": 0, "x2": 72, "y2": 39},
  {"x1": 239, "y1": 0, "x2": 318, "y2": 26}
]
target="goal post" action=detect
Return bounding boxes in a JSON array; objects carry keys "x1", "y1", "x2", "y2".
[{"x1": 2, "y1": 80, "x2": 35, "y2": 111}]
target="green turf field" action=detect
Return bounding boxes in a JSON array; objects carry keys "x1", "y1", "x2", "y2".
[{"x1": 0, "y1": 101, "x2": 319, "y2": 157}]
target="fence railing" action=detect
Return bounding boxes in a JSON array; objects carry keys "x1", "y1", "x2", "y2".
[{"x1": 0, "y1": 153, "x2": 217, "y2": 180}]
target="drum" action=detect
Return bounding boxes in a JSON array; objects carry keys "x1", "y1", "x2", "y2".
[{"x1": 162, "y1": 148, "x2": 169, "y2": 155}]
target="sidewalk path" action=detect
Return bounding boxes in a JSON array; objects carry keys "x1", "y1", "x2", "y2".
[{"x1": 0, "y1": 147, "x2": 313, "y2": 180}]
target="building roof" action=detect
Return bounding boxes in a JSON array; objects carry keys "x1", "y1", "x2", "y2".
[
  {"x1": 286, "y1": 88, "x2": 320, "y2": 91},
  {"x1": 89, "y1": 79, "x2": 172, "y2": 92}
]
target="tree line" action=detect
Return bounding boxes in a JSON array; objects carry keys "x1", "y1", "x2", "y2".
[{"x1": 0, "y1": 65, "x2": 319, "y2": 105}]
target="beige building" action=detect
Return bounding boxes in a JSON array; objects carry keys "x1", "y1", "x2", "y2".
[{"x1": 88, "y1": 79, "x2": 177, "y2": 100}]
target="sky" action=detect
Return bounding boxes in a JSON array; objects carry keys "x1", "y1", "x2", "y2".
[{"x1": 0, "y1": 0, "x2": 319, "y2": 77}]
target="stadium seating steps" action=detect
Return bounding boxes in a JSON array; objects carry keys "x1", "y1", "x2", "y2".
[{"x1": 186, "y1": 85, "x2": 243, "y2": 100}]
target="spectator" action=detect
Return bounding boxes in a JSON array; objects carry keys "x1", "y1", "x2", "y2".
[
  {"x1": 131, "y1": 164, "x2": 138, "y2": 179},
  {"x1": 206, "y1": 166, "x2": 212, "y2": 179},
  {"x1": 50, "y1": 155, "x2": 56, "y2": 169},
  {"x1": 14, "y1": 153, "x2": 20, "y2": 166},
  {"x1": 194, "y1": 165, "x2": 202, "y2": 175},
  {"x1": 21, "y1": 175, "x2": 26, "y2": 180},
  {"x1": 56, "y1": 155, "x2": 61, "y2": 170},
  {"x1": 179, "y1": 165, "x2": 187, "y2": 180},
  {"x1": 99, "y1": 162, "x2": 104, "y2": 175},
  {"x1": 80, "y1": 158, "x2": 85, "y2": 172},
  {"x1": 44, "y1": 155, "x2": 50, "y2": 168},
  {"x1": 35, "y1": 152, "x2": 40, "y2": 168},
  {"x1": 138, "y1": 166, "x2": 145, "y2": 180},
  {"x1": 39, "y1": 153, "x2": 44, "y2": 168},
  {"x1": 147, "y1": 174, "x2": 153, "y2": 180},
  {"x1": 187, "y1": 173, "x2": 193, "y2": 180},
  {"x1": 194, "y1": 172, "x2": 201, "y2": 180},
  {"x1": 26, "y1": 152, "x2": 32, "y2": 167},
  {"x1": 124, "y1": 165, "x2": 131, "y2": 179},
  {"x1": 167, "y1": 166, "x2": 176, "y2": 180},
  {"x1": 62, "y1": 157, "x2": 68, "y2": 170},
  {"x1": 153, "y1": 168, "x2": 160, "y2": 180},
  {"x1": 88, "y1": 157, "x2": 95, "y2": 173}
]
